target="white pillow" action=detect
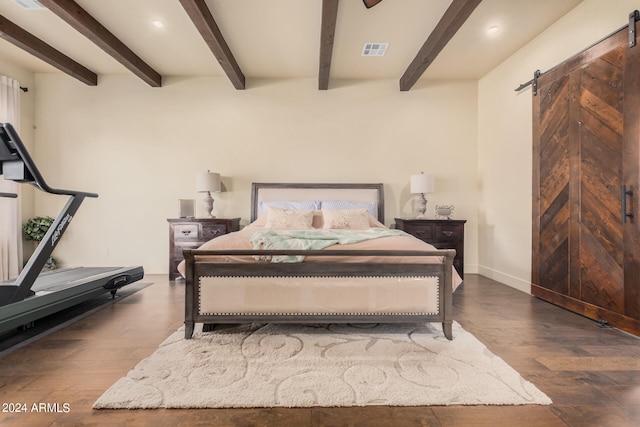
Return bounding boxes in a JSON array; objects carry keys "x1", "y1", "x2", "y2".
[
  {"x1": 265, "y1": 206, "x2": 315, "y2": 229},
  {"x1": 258, "y1": 200, "x2": 320, "y2": 214},
  {"x1": 320, "y1": 200, "x2": 377, "y2": 217},
  {"x1": 321, "y1": 208, "x2": 370, "y2": 230}
]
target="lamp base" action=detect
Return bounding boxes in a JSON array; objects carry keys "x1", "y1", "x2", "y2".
[
  {"x1": 203, "y1": 192, "x2": 215, "y2": 218},
  {"x1": 415, "y1": 194, "x2": 428, "y2": 218}
]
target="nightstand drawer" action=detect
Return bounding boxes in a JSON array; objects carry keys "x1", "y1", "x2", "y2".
[
  {"x1": 174, "y1": 242, "x2": 201, "y2": 257},
  {"x1": 173, "y1": 224, "x2": 200, "y2": 241},
  {"x1": 395, "y1": 218, "x2": 466, "y2": 277},
  {"x1": 168, "y1": 218, "x2": 241, "y2": 281},
  {"x1": 202, "y1": 223, "x2": 226, "y2": 240},
  {"x1": 435, "y1": 225, "x2": 463, "y2": 242},
  {"x1": 402, "y1": 224, "x2": 434, "y2": 241}
]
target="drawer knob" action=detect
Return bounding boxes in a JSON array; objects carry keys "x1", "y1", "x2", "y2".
[
  {"x1": 209, "y1": 230, "x2": 220, "y2": 237},
  {"x1": 181, "y1": 230, "x2": 192, "y2": 236},
  {"x1": 442, "y1": 231, "x2": 454, "y2": 237}
]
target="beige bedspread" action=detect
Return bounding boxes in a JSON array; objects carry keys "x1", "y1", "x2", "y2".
[
  {"x1": 177, "y1": 223, "x2": 463, "y2": 291},
  {"x1": 178, "y1": 215, "x2": 462, "y2": 282}
]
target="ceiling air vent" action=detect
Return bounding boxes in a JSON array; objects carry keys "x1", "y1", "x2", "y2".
[
  {"x1": 13, "y1": 0, "x2": 46, "y2": 10},
  {"x1": 362, "y1": 43, "x2": 388, "y2": 56}
]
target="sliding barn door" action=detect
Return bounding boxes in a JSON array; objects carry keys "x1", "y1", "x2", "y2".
[{"x1": 532, "y1": 25, "x2": 640, "y2": 336}]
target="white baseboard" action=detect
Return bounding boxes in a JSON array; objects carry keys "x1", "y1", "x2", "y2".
[{"x1": 475, "y1": 265, "x2": 532, "y2": 295}]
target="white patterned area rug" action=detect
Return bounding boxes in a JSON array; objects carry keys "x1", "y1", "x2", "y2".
[{"x1": 93, "y1": 322, "x2": 551, "y2": 409}]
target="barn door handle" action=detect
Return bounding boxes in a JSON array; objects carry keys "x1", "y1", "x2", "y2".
[{"x1": 622, "y1": 185, "x2": 634, "y2": 223}]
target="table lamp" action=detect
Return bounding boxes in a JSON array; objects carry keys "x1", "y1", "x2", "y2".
[
  {"x1": 410, "y1": 172, "x2": 434, "y2": 218},
  {"x1": 196, "y1": 170, "x2": 221, "y2": 218}
]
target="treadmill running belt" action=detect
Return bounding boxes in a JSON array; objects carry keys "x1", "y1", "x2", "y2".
[
  {"x1": 0, "y1": 266, "x2": 144, "y2": 335},
  {"x1": 30, "y1": 267, "x2": 134, "y2": 293}
]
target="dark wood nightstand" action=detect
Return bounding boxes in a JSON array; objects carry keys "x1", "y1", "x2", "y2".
[
  {"x1": 395, "y1": 218, "x2": 466, "y2": 277},
  {"x1": 167, "y1": 218, "x2": 240, "y2": 280}
]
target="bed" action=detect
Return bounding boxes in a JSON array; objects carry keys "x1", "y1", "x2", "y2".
[{"x1": 181, "y1": 183, "x2": 462, "y2": 340}]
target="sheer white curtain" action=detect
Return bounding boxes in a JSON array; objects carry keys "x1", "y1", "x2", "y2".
[{"x1": 0, "y1": 75, "x2": 22, "y2": 280}]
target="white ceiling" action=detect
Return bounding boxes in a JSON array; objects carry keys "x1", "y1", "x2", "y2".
[{"x1": 0, "y1": 0, "x2": 583, "y2": 87}]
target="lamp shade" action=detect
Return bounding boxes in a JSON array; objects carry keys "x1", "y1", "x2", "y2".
[
  {"x1": 196, "y1": 171, "x2": 221, "y2": 193},
  {"x1": 410, "y1": 173, "x2": 434, "y2": 194}
]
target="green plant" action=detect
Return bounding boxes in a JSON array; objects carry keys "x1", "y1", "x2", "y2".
[
  {"x1": 23, "y1": 216, "x2": 57, "y2": 270},
  {"x1": 23, "y1": 216, "x2": 55, "y2": 241}
]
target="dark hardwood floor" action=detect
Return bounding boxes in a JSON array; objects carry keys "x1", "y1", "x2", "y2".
[{"x1": 0, "y1": 274, "x2": 638, "y2": 426}]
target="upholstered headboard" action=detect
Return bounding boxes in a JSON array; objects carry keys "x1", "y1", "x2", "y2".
[{"x1": 251, "y1": 183, "x2": 385, "y2": 223}]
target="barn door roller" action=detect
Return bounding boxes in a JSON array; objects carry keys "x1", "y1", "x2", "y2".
[{"x1": 630, "y1": 10, "x2": 639, "y2": 47}]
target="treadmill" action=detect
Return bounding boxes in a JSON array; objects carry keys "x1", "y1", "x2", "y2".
[{"x1": 0, "y1": 123, "x2": 144, "y2": 335}]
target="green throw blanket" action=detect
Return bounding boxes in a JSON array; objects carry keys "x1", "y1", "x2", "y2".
[{"x1": 250, "y1": 228, "x2": 407, "y2": 262}]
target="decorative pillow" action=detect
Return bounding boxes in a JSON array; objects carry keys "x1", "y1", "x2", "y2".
[
  {"x1": 265, "y1": 206, "x2": 315, "y2": 229},
  {"x1": 321, "y1": 208, "x2": 370, "y2": 230},
  {"x1": 368, "y1": 216, "x2": 386, "y2": 228},
  {"x1": 249, "y1": 210, "x2": 324, "y2": 229},
  {"x1": 320, "y1": 200, "x2": 377, "y2": 217},
  {"x1": 258, "y1": 200, "x2": 320, "y2": 214}
]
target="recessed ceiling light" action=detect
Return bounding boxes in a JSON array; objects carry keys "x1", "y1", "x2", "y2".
[
  {"x1": 487, "y1": 25, "x2": 500, "y2": 35},
  {"x1": 152, "y1": 20, "x2": 164, "y2": 29},
  {"x1": 362, "y1": 43, "x2": 388, "y2": 56}
]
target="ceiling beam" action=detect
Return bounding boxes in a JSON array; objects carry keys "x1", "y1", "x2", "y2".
[
  {"x1": 319, "y1": 0, "x2": 339, "y2": 90},
  {"x1": 39, "y1": 0, "x2": 162, "y2": 87},
  {"x1": 179, "y1": 0, "x2": 245, "y2": 90},
  {"x1": 0, "y1": 14, "x2": 97, "y2": 85},
  {"x1": 400, "y1": 0, "x2": 482, "y2": 91}
]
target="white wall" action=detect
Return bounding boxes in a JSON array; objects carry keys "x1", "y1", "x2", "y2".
[
  {"x1": 477, "y1": 0, "x2": 640, "y2": 292},
  {"x1": 31, "y1": 76, "x2": 479, "y2": 274},
  {"x1": 10, "y1": 0, "x2": 637, "y2": 285}
]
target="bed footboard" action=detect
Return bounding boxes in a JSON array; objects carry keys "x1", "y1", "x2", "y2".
[{"x1": 183, "y1": 249, "x2": 455, "y2": 340}]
